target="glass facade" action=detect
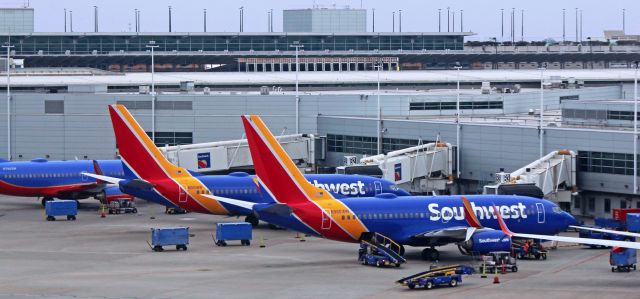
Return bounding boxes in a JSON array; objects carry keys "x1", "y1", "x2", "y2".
[
  {"x1": 2, "y1": 33, "x2": 465, "y2": 55},
  {"x1": 410, "y1": 101, "x2": 503, "y2": 111},
  {"x1": 145, "y1": 132, "x2": 193, "y2": 147},
  {"x1": 327, "y1": 134, "x2": 421, "y2": 155},
  {"x1": 578, "y1": 151, "x2": 640, "y2": 175}
]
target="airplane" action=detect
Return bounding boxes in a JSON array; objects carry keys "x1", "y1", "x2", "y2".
[
  {"x1": 83, "y1": 104, "x2": 411, "y2": 226},
  {"x1": 206, "y1": 114, "x2": 581, "y2": 260},
  {"x1": 0, "y1": 158, "x2": 131, "y2": 206}
]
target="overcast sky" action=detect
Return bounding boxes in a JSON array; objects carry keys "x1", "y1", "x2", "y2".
[{"x1": 2, "y1": 0, "x2": 638, "y2": 41}]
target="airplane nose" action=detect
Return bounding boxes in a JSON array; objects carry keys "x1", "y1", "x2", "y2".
[{"x1": 563, "y1": 212, "x2": 578, "y2": 227}]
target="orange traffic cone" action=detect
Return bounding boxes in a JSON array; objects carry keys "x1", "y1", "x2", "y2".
[{"x1": 493, "y1": 275, "x2": 500, "y2": 284}]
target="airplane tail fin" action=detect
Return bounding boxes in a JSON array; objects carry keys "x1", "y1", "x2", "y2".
[
  {"x1": 108, "y1": 104, "x2": 188, "y2": 181},
  {"x1": 241, "y1": 115, "x2": 333, "y2": 205}
]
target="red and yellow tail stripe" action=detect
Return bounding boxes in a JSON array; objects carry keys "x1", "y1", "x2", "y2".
[
  {"x1": 242, "y1": 115, "x2": 369, "y2": 242},
  {"x1": 109, "y1": 104, "x2": 227, "y2": 214}
]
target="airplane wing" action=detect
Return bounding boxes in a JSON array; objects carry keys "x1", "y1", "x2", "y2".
[
  {"x1": 494, "y1": 204, "x2": 640, "y2": 250},
  {"x1": 570, "y1": 225, "x2": 640, "y2": 239},
  {"x1": 81, "y1": 172, "x2": 123, "y2": 185}
]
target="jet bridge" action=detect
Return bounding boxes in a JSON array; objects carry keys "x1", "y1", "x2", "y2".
[
  {"x1": 483, "y1": 150, "x2": 578, "y2": 206},
  {"x1": 158, "y1": 134, "x2": 321, "y2": 173},
  {"x1": 338, "y1": 142, "x2": 454, "y2": 194}
]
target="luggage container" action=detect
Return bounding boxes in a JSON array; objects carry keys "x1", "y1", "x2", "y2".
[
  {"x1": 215, "y1": 222, "x2": 252, "y2": 246},
  {"x1": 612, "y1": 208, "x2": 640, "y2": 222},
  {"x1": 626, "y1": 213, "x2": 640, "y2": 233},
  {"x1": 594, "y1": 217, "x2": 624, "y2": 230},
  {"x1": 150, "y1": 227, "x2": 189, "y2": 252},
  {"x1": 45, "y1": 200, "x2": 77, "y2": 221},
  {"x1": 610, "y1": 247, "x2": 637, "y2": 272}
]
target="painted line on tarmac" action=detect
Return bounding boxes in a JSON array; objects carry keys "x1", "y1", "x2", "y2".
[{"x1": 552, "y1": 250, "x2": 609, "y2": 274}]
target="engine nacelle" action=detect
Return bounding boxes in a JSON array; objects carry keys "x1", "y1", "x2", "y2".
[{"x1": 459, "y1": 230, "x2": 512, "y2": 254}]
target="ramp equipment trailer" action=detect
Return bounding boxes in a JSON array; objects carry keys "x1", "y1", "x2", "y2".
[
  {"x1": 358, "y1": 232, "x2": 406, "y2": 268},
  {"x1": 215, "y1": 222, "x2": 252, "y2": 246},
  {"x1": 150, "y1": 227, "x2": 189, "y2": 252},
  {"x1": 396, "y1": 265, "x2": 474, "y2": 290},
  {"x1": 45, "y1": 200, "x2": 77, "y2": 221},
  {"x1": 610, "y1": 247, "x2": 637, "y2": 272}
]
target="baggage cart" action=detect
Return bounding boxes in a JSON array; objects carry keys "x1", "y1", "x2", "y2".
[
  {"x1": 150, "y1": 227, "x2": 189, "y2": 252},
  {"x1": 45, "y1": 200, "x2": 77, "y2": 221},
  {"x1": 396, "y1": 265, "x2": 474, "y2": 290},
  {"x1": 610, "y1": 247, "x2": 637, "y2": 272},
  {"x1": 215, "y1": 222, "x2": 252, "y2": 246}
]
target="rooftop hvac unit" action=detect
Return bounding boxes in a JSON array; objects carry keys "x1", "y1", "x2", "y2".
[
  {"x1": 180, "y1": 81, "x2": 195, "y2": 92},
  {"x1": 481, "y1": 81, "x2": 491, "y2": 94},
  {"x1": 139, "y1": 85, "x2": 150, "y2": 94},
  {"x1": 203, "y1": 87, "x2": 211, "y2": 95},
  {"x1": 259, "y1": 86, "x2": 270, "y2": 95}
]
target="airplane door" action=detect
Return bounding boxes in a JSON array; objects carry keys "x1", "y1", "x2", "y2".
[
  {"x1": 321, "y1": 209, "x2": 332, "y2": 230},
  {"x1": 178, "y1": 186, "x2": 188, "y2": 203},
  {"x1": 536, "y1": 203, "x2": 545, "y2": 223},
  {"x1": 374, "y1": 181, "x2": 382, "y2": 195}
]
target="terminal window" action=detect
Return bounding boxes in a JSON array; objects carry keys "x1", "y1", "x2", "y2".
[
  {"x1": 327, "y1": 134, "x2": 421, "y2": 155},
  {"x1": 44, "y1": 100, "x2": 64, "y2": 114},
  {"x1": 578, "y1": 151, "x2": 640, "y2": 175},
  {"x1": 409, "y1": 101, "x2": 503, "y2": 111},
  {"x1": 145, "y1": 132, "x2": 193, "y2": 147}
]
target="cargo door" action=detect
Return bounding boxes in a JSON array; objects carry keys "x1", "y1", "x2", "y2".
[
  {"x1": 321, "y1": 209, "x2": 332, "y2": 230},
  {"x1": 536, "y1": 203, "x2": 545, "y2": 223},
  {"x1": 374, "y1": 181, "x2": 382, "y2": 195},
  {"x1": 178, "y1": 186, "x2": 189, "y2": 203}
]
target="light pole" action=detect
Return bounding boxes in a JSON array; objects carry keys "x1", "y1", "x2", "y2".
[
  {"x1": 454, "y1": 63, "x2": 462, "y2": 178},
  {"x1": 392, "y1": 11, "x2": 395, "y2": 32},
  {"x1": 501, "y1": 8, "x2": 504, "y2": 42},
  {"x1": 3, "y1": 43, "x2": 13, "y2": 160},
  {"x1": 204, "y1": 9, "x2": 207, "y2": 32},
  {"x1": 70, "y1": 10, "x2": 73, "y2": 32},
  {"x1": 562, "y1": 8, "x2": 566, "y2": 44},
  {"x1": 64, "y1": 8, "x2": 67, "y2": 32},
  {"x1": 438, "y1": 9, "x2": 441, "y2": 32},
  {"x1": 374, "y1": 62, "x2": 383, "y2": 154},
  {"x1": 539, "y1": 64, "x2": 547, "y2": 158},
  {"x1": 146, "y1": 41, "x2": 159, "y2": 143},
  {"x1": 290, "y1": 42, "x2": 304, "y2": 134},
  {"x1": 372, "y1": 8, "x2": 375, "y2": 32},
  {"x1": 447, "y1": 7, "x2": 450, "y2": 32},
  {"x1": 634, "y1": 61, "x2": 638, "y2": 194},
  {"x1": 399, "y1": 10, "x2": 402, "y2": 33},
  {"x1": 239, "y1": 7, "x2": 244, "y2": 32},
  {"x1": 94, "y1": 6, "x2": 98, "y2": 32}
]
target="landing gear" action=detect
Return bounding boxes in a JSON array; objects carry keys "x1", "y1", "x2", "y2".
[
  {"x1": 245, "y1": 214, "x2": 260, "y2": 227},
  {"x1": 421, "y1": 247, "x2": 440, "y2": 261},
  {"x1": 41, "y1": 197, "x2": 54, "y2": 207}
]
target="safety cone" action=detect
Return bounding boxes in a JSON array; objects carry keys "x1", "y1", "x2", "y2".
[
  {"x1": 295, "y1": 232, "x2": 301, "y2": 239},
  {"x1": 259, "y1": 234, "x2": 266, "y2": 248},
  {"x1": 493, "y1": 275, "x2": 500, "y2": 284},
  {"x1": 100, "y1": 204, "x2": 106, "y2": 218}
]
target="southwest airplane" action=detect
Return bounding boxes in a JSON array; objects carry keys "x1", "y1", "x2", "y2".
[
  {"x1": 209, "y1": 114, "x2": 640, "y2": 261},
  {"x1": 0, "y1": 159, "x2": 130, "y2": 206},
  {"x1": 83, "y1": 104, "x2": 410, "y2": 226}
]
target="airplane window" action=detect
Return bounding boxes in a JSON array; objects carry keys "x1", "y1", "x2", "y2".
[
  {"x1": 341, "y1": 215, "x2": 345, "y2": 220},
  {"x1": 404, "y1": 213, "x2": 409, "y2": 218},
  {"x1": 347, "y1": 215, "x2": 351, "y2": 220}
]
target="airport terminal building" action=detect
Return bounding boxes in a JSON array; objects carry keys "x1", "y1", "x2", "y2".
[{"x1": 0, "y1": 69, "x2": 638, "y2": 218}]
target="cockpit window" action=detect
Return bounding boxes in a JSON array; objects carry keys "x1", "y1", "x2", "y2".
[
  {"x1": 391, "y1": 185, "x2": 399, "y2": 191},
  {"x1": 552, "y1": 206, "x2": 562, "y2": 213}
]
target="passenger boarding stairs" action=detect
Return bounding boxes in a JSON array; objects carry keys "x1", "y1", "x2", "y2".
[
  {"x1": 360, "y1": 232, "x2": 407, "y2": 264},
  {"x1": 483, "y1": 150, "x2": 577, "y2": 205}
]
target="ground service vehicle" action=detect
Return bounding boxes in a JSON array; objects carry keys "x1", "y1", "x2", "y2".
[
  {"x1": 479, "y1": 251, "x2": 518, "y2": 273},
  {"x1": 610, "y1": 247, "x2": 637, "y2": 272},
  {"x1": 396, "y1": 265, "x2": 474, "y2": 290}
]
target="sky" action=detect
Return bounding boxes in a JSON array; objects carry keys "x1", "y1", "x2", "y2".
[{"x1": 2, "y1": 0, "x2": 639, "y2": 41}]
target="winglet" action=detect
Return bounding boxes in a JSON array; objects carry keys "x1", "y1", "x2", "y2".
[
  {"x1": 461, "y1": 196, "x2": 482, "y2": 228},
  {"x1": 492, "y1": 203, "x2": 514, "y2": 237},
  {"x1": 92, "y1": 160, "x2": 106, "y2": 184}
]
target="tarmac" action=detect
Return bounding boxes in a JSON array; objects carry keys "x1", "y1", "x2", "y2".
[{"x1": 0, "y1": 196, "x2": 638, "y2": 299}]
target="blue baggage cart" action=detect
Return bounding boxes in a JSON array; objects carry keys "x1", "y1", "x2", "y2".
[
  {"x1": 215, "y1": 222, "x2": 252, "y2": 246},
  {"x1": 626, "y1": 213, "x2": 640, "y2": 233},
  {"x1": 610, "y1": 247, "x2": 637, "y2": 272},
  {"x1": 150, "y1": 227, "x2": 189, "y2": 252},
  {"x1": 45, "y1": 200, "x2": 77, "y2": 221}
]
